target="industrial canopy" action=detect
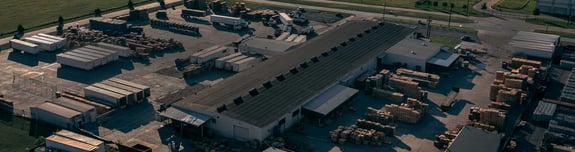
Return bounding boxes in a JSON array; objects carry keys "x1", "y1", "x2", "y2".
[
  {"x1": 160, "y1": 106, "x2": 212, "y2": 127},
  {"x1": 303, "y1": 84, "x2": 359, "y2": 115}
]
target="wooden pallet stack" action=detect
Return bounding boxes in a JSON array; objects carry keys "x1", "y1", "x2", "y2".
[
  {"x1": 356, "y1": 119, "x2": 395, "y2": 136},
  {"x1": 396, "y1": 68, "x2": 440, "y2": 88},
  {"x1": 365, "y1": 107, "x2": 395, "y2": 124},
  {"x1": 388, "y1": 77, "x2": 425, "y2": 99},
  {"x1": 405, "y1": 98, "x2": 429, "y2": 114},
  {"x1": 371, "y1": 89, "x2": 406, "y2": 103},
  {"x1": 510, "y1": 57, "x2": 541, "y2": 69},
  {"x1": 384, "y1": 104, "x2": 423, "y2": 124},
  {"x1": 329, "y1": 125, "x2": 389, "y2": 146},
  {"x1": 469, "y1": 107, "x2": 506, "y2": 129}
]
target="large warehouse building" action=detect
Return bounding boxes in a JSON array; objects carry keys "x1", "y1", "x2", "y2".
[
  {"x1": 162, "y1": 20, "x2": 414, "y2": 141},
  {"x1": 537, "y1": 0, "x2": 575, "y2": 16},
  {"x1": 383, "y1": 38, "x2": 459, "y2": 72}
]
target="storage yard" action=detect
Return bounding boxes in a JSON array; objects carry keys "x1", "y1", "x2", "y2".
[{"x1": 2, "y1": 0, "x2": 574, "y2": 152}]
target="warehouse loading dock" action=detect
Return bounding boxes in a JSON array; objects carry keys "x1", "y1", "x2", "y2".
[{"x1": 303, "y1": 84, "x2": 359, "y2": 125}]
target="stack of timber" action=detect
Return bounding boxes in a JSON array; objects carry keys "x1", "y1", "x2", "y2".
[
  {"x1": 434, "y1": 127, "x2": 462, "y2": 149},
  {"x1": 150, "y1": 19, "x2": 200, "y2": 36},
  {"x1": 364, "y1": 107, "x2": 395, "y2": 125},
  {"x1": 396, "y1": 68, "x2": 440, "y2": 88},
  {"x1": 365, "y1": 74, "x2": 384, "y2": 90},
  {"x1": 388, "y1": 77, "x2": 425, "y2": 99},
  {"x1": 384, "y1": 104, "x2": 423, "y2": 124},
  {"x1": 405, "y1": 98, "x2": 429, "y2": 114},
  {"x1": 469, "y1": 107, "x2": 506, "y2": 129},
  {"x1": 356, "y1": 119, "x2": 395, "y2": 136},
  {"x1": 371, "y1": 89, "x2": 405, "y2": 103},
  {"x1": 329, "y1": 125, "x2": 390, "y2": 146},
  {"x1": 509, "y1": 57, "x2": 541, "y2": 69}
]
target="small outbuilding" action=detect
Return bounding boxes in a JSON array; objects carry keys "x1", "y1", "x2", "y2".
[{"x1": 509, "y1": 31, "x2": 560, "y2": 59}]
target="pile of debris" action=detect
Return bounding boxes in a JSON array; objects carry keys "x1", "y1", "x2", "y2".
[
  {"x1": 329, "y1": 125, "x2": 390, "y2": 146},
  {"x1": 150, "y1": 19, "x2": 200, "y2": 36},
  {"x1": 244, "y1": 9, "x2": 277, "y2": 20},
  {"x1": 231, "y1": 2, "x2": 251, "y2": 17},
  {"x1": 211, "y1": 0, "x2": 230, "y2": 13},
  {"x1": 192, "y1": 139, "x2": 239, "y2": 152},
  {"x1": 261, "y1": 136, "x2": 286, "y2": 150},
  {"x1": 468, "y1": 106, "x2": 505, "y2": 131}
]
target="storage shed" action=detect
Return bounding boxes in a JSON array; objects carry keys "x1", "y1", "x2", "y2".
[
  {"x1": 509, "y1": 31, "x2": 560, "y2": 59},
  {"x1": 30, "y1": 102, "x2": 83, "y2": 129},
  {"x1": 46, "y1": 130, "x2": 104, "y2": 152}
]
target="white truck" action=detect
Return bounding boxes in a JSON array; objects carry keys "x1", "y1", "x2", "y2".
[
  {"x1": 10, "y1": 39, "x2": 40, "y2": 54},
  {"x1": 210, "y1": 15, "x2": 249, "y2": 30}
]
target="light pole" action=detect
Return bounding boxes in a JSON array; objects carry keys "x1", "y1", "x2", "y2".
[
  {"x1": 467, "y1": 0, "x2": 470, "y2": 16},
  {"x1": 382, "y1": 0, "x2": 387, "y2": 21}
]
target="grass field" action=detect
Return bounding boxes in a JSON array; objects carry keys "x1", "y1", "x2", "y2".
[
  {"x1": 0, "y1": 0, "x2": 150, "y2": 34},
  {"x1": 493, "y1": 0, "x2": 536, "y2": 14},
  {"x1": 430, "y1": 36, "x2": 460, "y2": 48},
  {"x1": 331, "y1": 0, "x2": 491, "y2": 17},
  {"x1": 534, "y1": 30, "x2": 575, "y2": 39},
  {"x1": 526, "y1": 18, "x2": 575, "y2": 29},
  {"x1": 270, "y1": 0, "x2": 475, "y2": 23},
  {"x1": 0, "y1": 113, "x2": 60, "y2": 152}
]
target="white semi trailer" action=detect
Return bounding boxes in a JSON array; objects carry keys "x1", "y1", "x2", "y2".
[
  {"x1": 10, "y1": 39, "x2": 40, "y2": 54},
  {"x1": 210, "y1": 15, "x2": 249, "y2": 30}
]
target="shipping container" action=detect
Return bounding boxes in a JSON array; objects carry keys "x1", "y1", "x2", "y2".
[
  {"x1": 69, "y1": 50, "x2": 108, "y2": 64},
  {"x1": 215, "y1": 53, "x2": 243, "y2": 69},
  {"x1": 279, "y1": 13, "x2": 293, "y2": 26},
  {"x1": 57, "y1": 54, "x2": 96, "y2": 70},
  {"x1": 23, "y1": 37, "x2": 59, "y2": 51},
  {"x1": 84, "y1": 86, "x2": 128, "y2": 107},
  {"x1": 232, "y1": 57, "x2": 258, "y2": 72},
  {"x1": 100, "y1": 81, "x2": 145, "y2": 102},
  {"x1": 30, "y1": 102, "x2": 82, "y2": 129},
  {"x1": 65, "y1": 51, "x2": 102, "y2": 66},
  {"x1": 92, "y1": 83, "x2": 136, "y2": 103},
  {"x1": 191, "y1": 46, "x2": 221, "y2": 63},
  {"x1": 77, "y1": 47, "x2": 117, "y2": 63},
  {"x1": 53, "y1": 98, "x2": 97, "y2": 123},
  {"x1": 95, "y1": 42, "x2": 132, "y2": 57},
  {"x1": 224, "y1": 55, "x2": 249, "y2": 71},
  {"x1": 38, "y1": 33, "x2": 65, "y2": 41},
  {"x1": 10, "y1": 39, "x2": 40, "y2": 54},
  {"x1": 107, "y1": 78, "x2": 150, "y2": 97},
  {"x1": 197, "y1": 47, "x2": 230, "y2": 64},
  {"x1": 84, "y1": 45, "x2": 121, "y2": 58},
  {"x1": 32, "y1": 35, "x2": 66, "y2": 48}
]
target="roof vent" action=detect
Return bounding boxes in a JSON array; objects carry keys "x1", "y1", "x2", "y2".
[
  {"x1": 217, "y1": 104, "x2": 227, "y2": 113},
  {"x1": 349, "y1": 38, "x2": 356, "y2": 42},
  {"x1": 331, "y1": 47, "x2": 338, "y2": 52},
  {"x1": 311, "y1": 57, "x2": 319, "y2": 63},
  {"x1": 411, "y1": 51, "x2": 416, "y2": 55},
  {"x1": 364, "y1": 30, "x2": 371, "y2": 34},
  {"x1": 233, "y1": 96, "x2": 244, "y2": 105},
  {"x1": 321, "y1": 52, "x2": 329, "y2": 57},
  {"x1": 263, "y1": 81, "x2": 273, "y2": 89},
  {"x1": 290, "y1": 67, "x2": 299, "y2": 74},
  {"x1": 249, "y1": 88, "x2": 259, "y2": 96},
  {"x1": 357, "y1": 33, "x2": 363, "y2": 38},
  {"x1": 371, "y1": 26, "x2": 378, "y2": 30},
  {"x1": 300, "y1": 62, "x2": 309, "y2": 69},
  {"x1": 276, "y1": 74, "x2": 286, "y2": 81},
  {"x1": 340, "y1": 42, "x2": 347, "y2": 47}
]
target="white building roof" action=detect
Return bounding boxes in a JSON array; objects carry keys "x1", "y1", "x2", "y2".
[
  {"x1": 35, "y1": 102, "x2": 82, "y2": 119},
  {"x1": 386, "y1": 38, "x2": 443, "y2": 61}
]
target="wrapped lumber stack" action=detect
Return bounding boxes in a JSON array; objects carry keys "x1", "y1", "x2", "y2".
[
  {"x1": 366, "y1": 74, "x2": 384, "y2": 89},
  {"x1": 329, "y1": 125, "x2": 389, "y2": 146},
  {"x1": 510, "y1": 58, "x2": 541, "y2": 69},
  {"x1": 365, "y1": 107, "x2": 394, "y2": 124},
  {"x1": 372, "y1": 89, "x2": 406, "y2": 103},
  {"x1": 495, "y1": 71, "x2": 506, "y2": 81},
  {"x1": 504, "y1": 78, "x2": 525, "y2": 90},
  {"x1": 378, "y1": 69, "x2": 391, "y2": 84},
  {"x1": 384, "y1": 104, "x2": 423, "y2": 124},
  {"x1": 356, "y1": 119, "x2": 395, "y2": 136},
  {"x1": 518, "y1": 65, "x2": 538, "y2": 78},
  {"x1": 478, "y1": 108, "x2": 506, "y2": 129},
  {"x1": 389, "y1": 77, "x2": 425, "y2": 99},
  {"x1": 496, "y1": 88, "x2": 520, "y2": 104},
  {"x1": 396, "y1": 68, "x2": 440, "y2": 88},
  {"x1": 468, "y1": 106, "x2": 480, "y2": 121},
  {"x1": 490, "y1": 84, "x2": 504, "y2": 100}
]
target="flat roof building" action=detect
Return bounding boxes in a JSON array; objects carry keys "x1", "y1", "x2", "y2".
[
  {"x1": 46, "y1": 130, "x2": 104, "y2": 152},
  {"x1": 446, "y1": 126, "x2": 502, "y2": 152},
  {"x1": 509, "y1": 31, "x2": 560, "y2": 59},
  {"x1": 383, "y1": 38, "x2": 459, "y2": 72},
  {"x1": 30, "y1": 102, "x2": 83, "y2": 129}
]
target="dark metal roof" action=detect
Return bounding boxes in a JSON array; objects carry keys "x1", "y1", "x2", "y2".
[
  {"x1": 447, "y1": 126, "x2": 502, "y2": 152},
  {"x1": 224, "y1": 23, "x2": 414, "y2": 127},
  {"x1": 175, "y1": 20, "x2": 380, "y2": 111}
]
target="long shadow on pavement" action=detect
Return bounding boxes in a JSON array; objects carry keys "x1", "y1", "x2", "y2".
[
  {"x1": 446, "y1": 99, "x2": 475, "y2": 116},
  {"x1": 98, "y1": 102, "x2": 156, "y2": 133},
  {"x1": 56, "y1": 60, "x2": 134, "y2": 84},
  {"x1": 7, "y1": 50, "x2": 58, "y2": 67}
]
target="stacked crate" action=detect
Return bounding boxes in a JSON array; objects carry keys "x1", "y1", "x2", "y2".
[
  {"x1": 364, "y1": 107, "x2": 394, "y2": 125},
  {"x1": 384, "y1": 104, "x2": 423, "y2": 124},
  {"x1": 518, "y1": 65, "x2": 538, "y2": 78},
  {"x1": 388, "y1": 77, "x2": 424, "y2": 99},
  {"x1": 329, "y1": 125, "x2": 389, "y2": 146},
  {"x1": 490, "y1": 84, "x2": 505, "y2": 101},
  {"x1": 496, "y1": 89, "x2": 520, "y2": 104},
  {"x1": 478, "y1": 108, "x2": 506, "y2": 129},
  {"x1": 396, "y1": 68, "x2": 440, "y2": 88},
  {"x1": 405, "y1": 98, "x2": 429, "y2": 114},
  {"x1": 371, "y1": 89, "x2": 406, "y2": 103},
  {"x1": 356, "y1": 119, "x2": 395, "y2": 136}
]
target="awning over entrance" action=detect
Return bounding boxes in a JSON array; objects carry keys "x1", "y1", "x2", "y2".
[
  {"x1": 304, "y1": 84, "x2": 359, "y2": 116},
  {"x1": 160, "y1": 106, "x2": 212, "y2": 127},
  {"x1": 427, "y1": 51, "x2": 460, "y2": 67}
]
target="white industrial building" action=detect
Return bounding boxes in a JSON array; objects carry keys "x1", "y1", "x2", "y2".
[
  {"x1": 537, "y1": 0, "x2": 575, "y2": 16},
  {"x1": 383, "y1": 38, "x2": 459, "y2": 72},
  {"x1": 30, "y1": 102, "x2": 83, "y2": 129},
  {"x1": 161, "y1": 21, "x2": 414, "y2": 141},
  {"x1": 84, "y1": 78, "x2": 150, "y2": 107},
  {"x1": 509, "y1": 31, "x2": 560, "y2": 59},
  {"x1": 46, "y1": 130, "x2": 104, "y2": 152}
]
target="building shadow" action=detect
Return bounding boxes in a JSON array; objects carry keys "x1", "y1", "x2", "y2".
[
  {"x1": 99, "y1": 102, "x2": 155, "y2": 133},
  {"x1": 393, "y1": 113, "x2": 447, "y2": 141},
  {"x1": 7, "y1": 50, "x2": 59, "y2": 67},
  {"x1": 183, "y1": 17, "x2": 212, "y2": 25},
  {"x1": 56, "y1": 60, "x2": 133, "y2": 84},
  {"x1": 184, "y1": 70, "x2": 235, "y2": 86},
  {"x1": 446, "y1": 99, "x2": 474, "y2": 115}
]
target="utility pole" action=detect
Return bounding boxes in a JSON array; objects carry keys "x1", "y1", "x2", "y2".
[
  {"x1": 467, "y1": 0, "x2": 470, "y2": 16},
  {"x1": 569, "y1": 2, "x2": 573, "y2": 25},
  {"x1": 426, "y1": 16, "x2": 432, "y2": 38},
  {"x1": 448, "y1": 4, "x2": 454, "y2": 27},
  {"x1": 382, "y1": 0, "x2": 387, "y2": 21}
]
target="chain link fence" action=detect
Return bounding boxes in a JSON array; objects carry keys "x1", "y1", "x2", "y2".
[{"x1": 11, "y1": 73, "x2": 59, "y2": 100}]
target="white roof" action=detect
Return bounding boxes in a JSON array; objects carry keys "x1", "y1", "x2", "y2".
[{"x1": 303, "y1": 85, "x2": 358, "y2": 115}]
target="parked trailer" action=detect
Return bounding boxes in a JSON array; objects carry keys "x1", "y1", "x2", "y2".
[
  {"x1": 32, "y1": 35, "x2": 65, "y2": 48},
  {"x1": 61, "y1": 91, "x2": 112, "y2": 114},
  {"x1": 279, "y1": 13, "x2": 293, "y2": 26},
  {"x1": 197, "y1": 47, "x2": 230, "y2": 64},
  {"x1": 38, "y1": 33, "x2": 65, "y2": 41},
  {"x1": 10, "y1": 39, "x2": 40, "y2": 54},
  {"x1": 210, "y1": 15, "x2": 249, "y2": 30},
  {"x1": 92, "y1": 83, "x2": 136, "y2": 103},
  {"x1": 84, "y1": 86, "x2": 128, "y2": 107},
  {"x1": 24, "y1": 37, "x2": 59, "y2": 51},
  {"x1": 84, "y1": 45, "x2": 121, "y2": 58},
  {"x1": 95, "y1": 42, "x2": 132, "y2": 57},
  {"x1": 191, "y1": 46, "x2": 221, "y2": 63},
  {"x1": 107, "y1": 78, "x2": 151, "y2": 97},
  {"x1": 57, "y1": 54, "x2": 96, "y2": 70},
  {"x1": 77, "y1": 47, "x2": 117, "y2": 63},
  {"x1": 215, "y1": 53, "x2": 243, "y2": 69},
  {"x1": 224, "y1": 55, "x2": 249, "y2": 71},
  {"x1": 293, "y1": 35, "x2": 307, "y2": 43},
  {"x1": 69, "y1": 50, "x2": 108, "y2": 64},
  {"x1": 275, "y1": 32, "x2": 290, "y2": 41},
  {"x1": 232, "y1": 57, "x2": 258, "y2": 72},
  {"x1": 100, "y1": 81, "x2": 145, "y2": 102},
  {"x1": 182, "y1": 9, "x2": 206, "y2": 17},
  {"x1": 64, "y1": 51, "x2": 103, "y2": 66}
]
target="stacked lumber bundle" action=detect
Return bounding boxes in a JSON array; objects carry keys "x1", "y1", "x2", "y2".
[
  {"x1": 469, "y1": 107, "x2": 506, "y2": 129},
  {"x1": 365, "y1": 74, "x2": 384, "y2": 90},
  {"x1": 496, "y1": 89, "x2": 520, "y2": 104},
  {"x1": 371, "y1": 89, "x2": 406, "y2": 103},
  {"x1": 384, "y1": 104, "x2": 423, "y2": 124},
  {"x1": 518, "y1": 65, "x2": 538, "y2": 78},
  {"x1": 356, "y1": 119, "x2": 395, "y2": 136},
  {"x1": 405, "y1": 98, "x2": 429, "y2": 114},
  {"x1": 329, "y1": 125, "x2": 389, "y2": 146},
  {"x1": 389, "y1": 77, "x2": 425, "y2": 99},
  {"x1": 365, "y1": 107, "x2": 394, "y2": 124},
  {"x1": 262, "y1": 136, "x2": 286, "y2": 150},
  {"x1": 396, "y1": 68, "x2": 440, "y2": 88},
  {"x1": 471, "y1": 122, "x2": 497, "y2": 131},
  {"x1": 510, "y1": 58, "x2": 541, "y2": 69},
  {"x1": 434, "y1": 127, "x2": 462, "y2": 149}
]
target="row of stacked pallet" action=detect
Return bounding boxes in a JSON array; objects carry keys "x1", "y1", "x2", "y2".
[
  {"x1": 489, "y1": 58, "x2": 542, "y2": 110},
  {"x1": 329, "y1": 125, "x2": 390, "y2": 146}
]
